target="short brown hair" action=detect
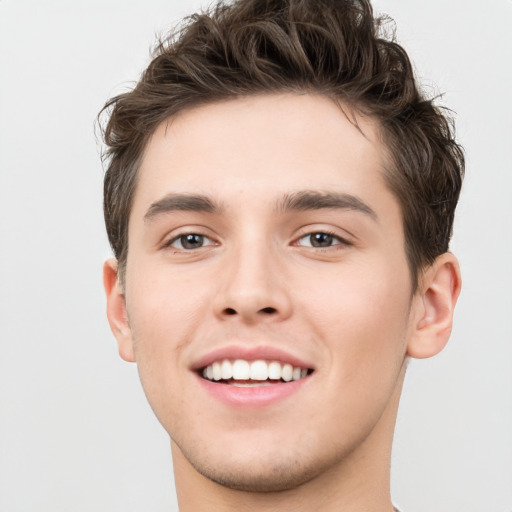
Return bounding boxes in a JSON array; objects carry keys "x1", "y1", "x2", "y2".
[{"x1": 100, "y1": 0, "x2": 464, "y2": 290}]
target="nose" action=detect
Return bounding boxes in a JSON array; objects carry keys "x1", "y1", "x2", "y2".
[{"x1": 213, "y1": 243, "x2": 292, "y2": 324}]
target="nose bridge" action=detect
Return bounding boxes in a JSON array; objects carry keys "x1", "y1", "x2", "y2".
[{"x1": 214, "y1": 231, "x2": 291, "y2": 323}]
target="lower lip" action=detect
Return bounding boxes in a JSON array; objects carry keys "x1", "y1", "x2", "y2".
[{"x1": 195, "y1": 374, "x2": 309, "y2": 407}]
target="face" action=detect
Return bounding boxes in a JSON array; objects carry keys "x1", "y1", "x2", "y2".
[{"x1": 115, "y1": 94, "x2": 420, "y2": 491}]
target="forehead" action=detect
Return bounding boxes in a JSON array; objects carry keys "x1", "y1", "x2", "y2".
[{"x1": 134, "y1": 93, "x2": 390, "y2": 214}]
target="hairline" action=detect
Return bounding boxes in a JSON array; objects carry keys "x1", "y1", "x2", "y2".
[{"x1": 114, "y1": 92, "x2": 424, "y2": 294}]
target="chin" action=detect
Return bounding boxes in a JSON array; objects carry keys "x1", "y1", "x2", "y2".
[
  {"x1": 192, "y1": 457, "x2": 320, "y2": 492},
  {"x1": 172, "y1": 433, "x2": 347, "y2": 493}
]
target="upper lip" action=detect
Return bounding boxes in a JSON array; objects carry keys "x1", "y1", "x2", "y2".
[{"x1": 190, "y1": 345, "x2": 315, "y2": 371}]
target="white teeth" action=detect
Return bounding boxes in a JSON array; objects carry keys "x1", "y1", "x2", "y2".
[
  {"x1": 282, "y1": 363, "x2": 293, "y2": 382},
  {"x1": 221, "y1": 359, "x2": 232, "y2": 379},
  {"x1": 268, "y1": 361, "x2": 282, "y2": 380},
  {"x1": 250, "y1": 360, "x2": 268, "y2": 380},
  {"x1": 232, "y1": 359, "x2": 250, "y2": 380},
  {"x1": 201, "y1": 359, "x2": 310, "y2": 383},
  {"x1": 212, "y1": 361, "x2": 222, "y2": 381}
]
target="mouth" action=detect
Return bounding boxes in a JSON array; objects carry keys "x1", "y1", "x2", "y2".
[{"x1": 200, "y1": 359, "x2": 313, "y2": 387}]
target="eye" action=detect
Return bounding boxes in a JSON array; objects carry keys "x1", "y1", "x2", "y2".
[
  {"x1": 296, "y1": 232, "x2": 347, "y2": 248},
  {"x1": 167, "y1": 233, "x2": 215, "y2": 250}
]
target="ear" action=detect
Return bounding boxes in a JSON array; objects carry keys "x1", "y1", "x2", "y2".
[
  {"x1": 103, "y1": 259, "x2": 136, "y2": 362},
  {"x1": 407, "y1": 253, "x2": 462, "y2": 359}
]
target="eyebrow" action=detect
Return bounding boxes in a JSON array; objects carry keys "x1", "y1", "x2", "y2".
[
  {"x1": 277, "y1": 190, "x2": 378, "y2": 220},
  {"x1": 143, "y1": 190, "x2": 377, "y2": 222},
  {"x1": 144, "y1": 193, "x2": 224, "y2": 222}
]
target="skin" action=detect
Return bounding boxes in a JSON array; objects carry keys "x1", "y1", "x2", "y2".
[{"x1": 104, "y1": 93, "x2": 461, "y2": 512}]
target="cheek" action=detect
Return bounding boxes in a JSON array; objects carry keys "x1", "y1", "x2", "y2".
[
  {"x1": 124, "y1": 271, "x2": 208, "y2": 429},
  {"x1": 128, "y1": 261, "x2": 208, "y2": 331},
  {"x1": 124, "y1": 266, "x2": 212, "y2": 379},
  {"x1": 299, "y1": 257, "x2": 411, "y2": 369},
  {"x1": 277, "y1": 260, "x2": 411, "y2": 445}
]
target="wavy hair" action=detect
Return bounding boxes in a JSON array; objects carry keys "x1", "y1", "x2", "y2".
[{"x1": 100, "y1": 0, "x2": 464, "y2": 290}]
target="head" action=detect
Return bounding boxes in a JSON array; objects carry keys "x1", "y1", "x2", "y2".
[
  {"x1": 101, "y1": 0, "x2": 463, "y2": 500},
  {"x1": 101, "y1": 0, "x2": 464, "y2": 292}
]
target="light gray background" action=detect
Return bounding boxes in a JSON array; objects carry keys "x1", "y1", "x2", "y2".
[{"x1": 0, "y1": 1, "x2": 510, "y2": 511}]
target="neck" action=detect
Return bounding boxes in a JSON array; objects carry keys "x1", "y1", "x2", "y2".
[{"x1": 171, "y1": 369, "x2": 404, "y2": 512}]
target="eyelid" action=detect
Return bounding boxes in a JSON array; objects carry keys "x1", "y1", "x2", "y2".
[
  {"x1": 295, "y1": 231, "x2": 350, "y2": 248},
  {"x1": 292, "y1": 226, "x2": 354, "y2": 247},
  {"x1": 161, "y1": 228, "x2": 218, "y2": 250}
]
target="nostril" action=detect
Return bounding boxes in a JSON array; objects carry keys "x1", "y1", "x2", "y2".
[{"x1": 221, "y1": 306, "x2": 278, "y2": 317}]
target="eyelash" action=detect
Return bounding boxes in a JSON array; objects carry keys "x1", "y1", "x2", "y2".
[
  {"x1": 163, "y1": 232, "x2": 216, "y2": 251},
  {"x1": 162, "y1": 230, "x2": 350, "y2": 252},
  {"x1": 294, "y1": 230, "x2": 351, "y2": 249}
]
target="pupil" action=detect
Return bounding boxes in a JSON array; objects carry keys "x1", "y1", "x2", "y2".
[
  {"x1": 182, "y1": 234, "x2": 203, "y2": 249},
  {"x1": 311, "y1": 233, "x2": 333, "y2": 247}
]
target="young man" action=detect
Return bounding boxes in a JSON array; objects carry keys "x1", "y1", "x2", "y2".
[{"x1": 101, "y1": 0, "x2": 463, "y2": 510}]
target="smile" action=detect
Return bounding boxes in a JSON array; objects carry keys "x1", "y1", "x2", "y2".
[{"x1": 201, "y1": 359, "x2": 311, "y2": 385}]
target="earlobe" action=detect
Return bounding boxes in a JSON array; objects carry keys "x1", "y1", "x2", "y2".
[
  {"x1": 407, "y1": 253, "x2": 462, "y2": 359},
  {"x1": 103, "y1": 259, "x2": 136, "y2": 362}
]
